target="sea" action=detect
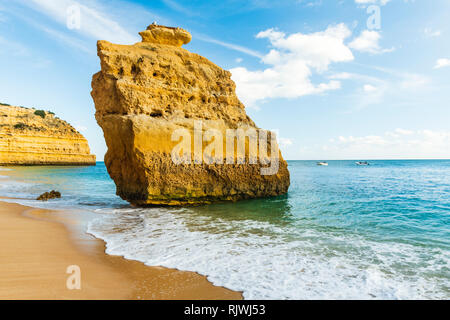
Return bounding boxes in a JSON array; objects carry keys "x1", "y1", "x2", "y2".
[{"x1": 1, "y1": 160, "x2": 449, "y2": 299}]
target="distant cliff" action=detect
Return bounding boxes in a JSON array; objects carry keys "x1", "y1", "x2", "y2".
[{"x1": 0, "y1": 104, "x2": 96, "y2": 165}]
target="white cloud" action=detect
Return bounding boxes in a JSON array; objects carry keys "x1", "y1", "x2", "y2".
[
  {"x1": 354, "y1": 0, "x2": 391, "y2": 5},
  {"x1": 399, "y1": 73, "x2": 429, "y2": 89},
  {"x1": 329, "y1": 72, "x2": 353, "y2": 80},
  {"x1": 434, "y1": 58, "x2": 450, "y2": 69},
  {"x1": 328, "y1": 70, "x2": 388, "y2": 109},
  {"x1": 161, "y1": 0, "x2": 198, "y2": 16},
  {"x1": 329, "y1": 66, "x2": 430, "y2": 110},
  {"x1": 74, "y1": 124, "x2": 88, "y2": 132},
  {"x1": 195, "y1": 33, "x2": 263, "y2": 58},
  {"x1": 230, "y1": 24, "x2": 354, "y2": 107},
  {"x1": 20, "y1": 0, "x2": 140, "y2": 44},
  {"x1": 349, "y1": 30, "x2": 394, "y2": 54},
  {"x1": 329, "y1": 72, "x2": 382, "y2": 84},
  {"x1": 424, "y1": 28, "x2": 441, "y2": 38},
  {"x1": 394, "y1": 128, "x2": 414, "y2": 135},
  {"x1": 235, "y1": 58, "x2": 243, "y2": 63},
  {"x1": 5, "y1": 5, "x2": 94, "y2": 54},
  {"x1": 363, "y1": 84, "x2": 377, "y2": 92},
  {"x1": 39, "y1": 24, "x2": 93, "y2": 54},
  {"x1": 161, "y1": 0, "x2": 187, "y2": 13},
  {"x1": 0, "y1": 35, "x2": 51, "y2": 68},
  {"x1": 0, "y1": 36, "x2": 29, "y2": 56},
  {"x1": 320, "y1": 129, "x2": 450, "y2": 159},
  {"x1": 298, "y1": 0, "x2": 323, "y2": 7},
  {"x1": 278, "y1": 137, "x2": 293, "y2": 147},
  {"x1": 271, "y1": 129, "x2": 293, "y2": 150}
]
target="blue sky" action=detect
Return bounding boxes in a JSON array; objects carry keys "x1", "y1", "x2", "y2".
[{"x1": 0, "y1": 0, "x2": 449, "y2": 160}]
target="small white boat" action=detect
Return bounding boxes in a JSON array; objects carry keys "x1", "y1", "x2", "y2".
[
  {"x1": 317, "y1": 162, "x2": 328, "y2": 166},
  {"x1": 355, "y1": 161, "x2": 370, "y2": 166}
]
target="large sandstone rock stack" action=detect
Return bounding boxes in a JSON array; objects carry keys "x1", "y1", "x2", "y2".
[
  {"x1": 0, "y1": 105, "x2": 96, "y2": 165},
  {"x1": 91, "y1": 25, "x2": 290, "y2": 206}
]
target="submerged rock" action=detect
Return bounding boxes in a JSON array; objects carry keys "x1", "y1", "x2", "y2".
[
  {"x1": 91, "y1": 24, "x2": 290, "y2": 206},
  {"x1": 37, "y1": 190, "x2": 61, "y2": 201}
]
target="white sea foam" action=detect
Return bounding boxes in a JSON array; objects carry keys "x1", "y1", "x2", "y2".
[
  {"x1": 0, "y1": 179, "x2": 31, "y2": 193},
  {"x1": 88, "y1": 207, "x2": 450, "y2": 300}
]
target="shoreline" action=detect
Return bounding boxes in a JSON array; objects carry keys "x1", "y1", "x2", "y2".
[{"x1": 0, "y1": 199, "x2": 242, "y2": 300}]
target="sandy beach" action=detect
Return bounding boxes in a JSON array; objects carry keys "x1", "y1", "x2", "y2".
[{"x1": 0, "y1": 200, "x2": 242, "y2": 300}]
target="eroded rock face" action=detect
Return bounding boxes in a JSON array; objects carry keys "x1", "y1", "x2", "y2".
[
  {"x1": 91, "y1": 25, "x2": 290, "y2": 206},
  {"x1": 0, "y1": 105, "x2": 96, "y2": 165}
]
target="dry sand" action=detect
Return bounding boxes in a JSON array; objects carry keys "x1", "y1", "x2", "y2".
[{"x1": 0, "y1": 200, "x2": 242, "y2": 300}]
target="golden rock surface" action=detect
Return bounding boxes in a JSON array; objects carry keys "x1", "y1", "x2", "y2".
[
  {"x1": 91, "y1": 25, "x2": 290, "y2": 206},
  {"x1": 0, "y1": 105, "x2": 96, "y2": 165},
  {"x1": 139, "y1": 24, "x2": 192, "y2": 47}
]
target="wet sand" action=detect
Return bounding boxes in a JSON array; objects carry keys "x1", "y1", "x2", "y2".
[{"x1": 0, "y1": 200, "x2": 242, "y2": 300}]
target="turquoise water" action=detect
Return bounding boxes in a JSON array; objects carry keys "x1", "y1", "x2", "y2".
[{"x1": 1, "y1": 160, "x2": 449, "y2": 299}]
